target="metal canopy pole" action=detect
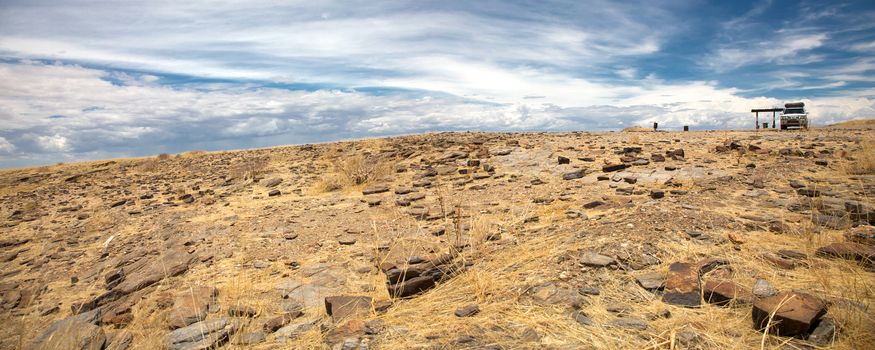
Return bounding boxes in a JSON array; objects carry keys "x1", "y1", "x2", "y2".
[
  {"x1": 755, "y1": 112, "x2": 759, "y2": 129},
  {"x1": 772, "y1": 111, "x2": 776, "y2": 128}
]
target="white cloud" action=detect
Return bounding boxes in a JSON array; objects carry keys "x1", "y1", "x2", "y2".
[
  {"x1": 616, "y1": 67, "x2": 638, "y2": 80},
  {"x1": 0, "y1": 137, "x2": 15, "y2": 153},
  {"x1": 850, "y1": 40, "x2": 875, "y2": 52},
  {"x1": 0, "y1": 1, "x2": 872, "y2": 167},
  {"x1": 707, "y1": 33, "x2": 828, "y2": 72},
  {"x1": 0, "y1": 60, "x2": 872, "y2": 168},
  {"x1": 36, "y1": 134, "x2": 69, "y2": 152},
  {"x1": 0, "y1": 1, "x2": 669, "y2": 84}
]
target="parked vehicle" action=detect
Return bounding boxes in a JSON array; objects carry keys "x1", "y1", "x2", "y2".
[{"x1": 781, "y1": 102, "x2": 809, "y2": 130}]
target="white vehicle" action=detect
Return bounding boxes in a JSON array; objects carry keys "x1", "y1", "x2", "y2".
[{"x1": 781, "y1": 102, "x2": 809, "y2": 130}]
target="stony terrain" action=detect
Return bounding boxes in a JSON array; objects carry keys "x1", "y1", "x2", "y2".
[{"x1": 0, "y1": 127, "x2": 873, "y2": 350}]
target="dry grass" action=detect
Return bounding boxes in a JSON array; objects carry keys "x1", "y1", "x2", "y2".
[
  {"x1": 4, "y1": 130, "x2": 873, "y2": 350},
  {"x1": 825, "y1": 119, "x2": 875, "y2": 128},
  {"x1": 357, "y1": 165, "x2": 875, "y2": 350},
  {"x1": 623, "y1": 126, "x2": 655, "y2": 132},
  {"x1": 843, "y1": 137, "x2": 875, "y2": 175},
  {"x1": 228, "y1": 156, "x2": 270, "y2": 181},
  {"x1": 335, "y1": 154, "x2": 390, "y2": 187},
  {"x1": 310, "y1": 154, "x2": 391, "y2": 194},
  {"x1": 369, "y1": 212, "x2": 875, "y2": 349}
]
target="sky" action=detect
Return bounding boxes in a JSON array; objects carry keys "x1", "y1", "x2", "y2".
[{"x1": 1, "y1": 0, "x2": 874, "y2": 168}]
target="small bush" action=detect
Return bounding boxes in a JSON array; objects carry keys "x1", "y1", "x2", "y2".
[
  {"x1": 846, "y1": 138, "x2": 875, "y2": 174},
  {"x1": 335, "y1": 154, "x2": 389, "y2": 186},
  {"x1": 310, "y1": 154, "x2": 389, "y2": 194},
  {"x1": 310, "y1": 175, "x2": 345, "y2": 193},
  {"x1": 229, "y1": 156, "x2": 270, "y2": 181}
]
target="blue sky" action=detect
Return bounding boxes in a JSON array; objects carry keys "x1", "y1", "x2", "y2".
[{"x1": 1, "y1": 0, "x2": 874, "y2": 167}]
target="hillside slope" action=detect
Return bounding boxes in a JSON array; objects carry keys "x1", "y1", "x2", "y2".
[{"x1": 1, "y1": 129, "x2": 873, "y2": 349}]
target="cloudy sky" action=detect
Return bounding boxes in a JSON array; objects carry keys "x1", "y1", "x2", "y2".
[{"x1": 1, "y1": 0, "x2": 874, "y2": 167}]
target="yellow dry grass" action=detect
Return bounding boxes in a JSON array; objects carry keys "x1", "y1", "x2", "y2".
[
  {"x1": 310, "y1": 153, "x2": 392, "y2": 194},
  {"x1": 623, "y1": 126, "x2": 655, "y2": 132},
  {"x1": 825, "y1": 119, "x2": 875, "y2": 128},
  {"x1": 843, "y1": 137, "x2": 875, "y2": 175}
]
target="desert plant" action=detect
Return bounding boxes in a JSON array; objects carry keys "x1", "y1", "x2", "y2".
[
  {"x1": 335, "y1": 154, "x2": 388, "y2": 186},
  {"x1": 845, "y1": 137, "x2": 875, "y2": 175},
  {"x1": 228, "y1": 156, "x2": 270, "y2": 181}
]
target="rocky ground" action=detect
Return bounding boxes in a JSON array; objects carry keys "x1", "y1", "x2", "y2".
[{"x1": 0, "y1": 127, "x2": 873, "y2": 350}]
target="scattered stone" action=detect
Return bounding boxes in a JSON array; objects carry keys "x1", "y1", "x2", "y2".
[
  {"x1": 179, "y1": 194, "x2": 194, "y2": 203},
  {"x1": 264, "y1": 313, "x2": 300, "y2": 333},
  {"x1": 105, "y1": 330, "x2": 133, "y2": 350},
  {"x1": 563, "y1": 169, "x2": 585, "y2": 180},
  {"x1": 845, "y1": 225, "x2": 875, "y2": 245},
  {"x1": 324, "y1": 295, "x2": 373, "y2": 321},
  {"x1": 558, "y1": 156, "x2": 570, "y2": 164},
  {"x1": 752, "y1": 291, "x2": 826, "y2": 336},
  {"x1": 262, "y1": 178, "x2": 283, "y2": 187},
  {"x1": 578, "y1": 287, "x2": 600, "y2": 295},
  {"x1": 763, "y1": 252, "x2": 797, "y2": 270},
  {"x1": 636, "y1": 272, "x2": 664, "y2": 291},
  {"x1": 166, "y1": 318, "x2": 236, "y2": 350},
  {"x1": 797, "y1": 188, "x2": 821, "y2": 197},
  {"x1": 702, "y1": 280, "x2": 753, "y2": 306},
  {"x1": 232, "y1": 332, "x2": 266, "y2": 345},
  {"x1": 383, "y1": 253, "x2": 459, "y2": 298},
  {"x1": 816, "y1": 242, "x2": 875, "y2": 265},
  {"x1": 580, "y1": 251, "x2": 615, "y2": 267},
  {"x1": 777, "y1": 249, "x2": 807, "y2": 260},
  {"x1": 454, "y1": 303, "x2": 480, "y2": 317},
  {"x1": 104, "y1": 268, "x2": 124, "y2": 290},
  {"x1": 28, "y1": 312, "x2": 106, "y2": 350},
  {"x1": 167, "y1": 286, "x2": 217, "y2": 329},
  {"x1": 228, "y1": 305, "x2": 257, "y2": 317},
  {"x1": 565, "y1": 210, "x2": 588, "y2": 220},
  {"x1": 338, "y1": 236, "x2": 358, "y2": 245},
  {"x1": 606, "y1": 317, "x2": 647, "y2": 330},
  {"x1": 752, "y1": 279, "x2": 779, "y2": 298},
  {"x1": 76, "y1": 248, "x2": 195, "y2": 314},
  {"x1": 362, "y1": 185, "x2": 389, "y2": 195},
  {"x1": 571, "y1": 310, "x2": 592, "y2": 326},
  {"x1": 662, "y1": 263, "x2": 700, "y2": 307},
  {"x1": 268, "y1": 189, "x2": 281, "y2": 197},
  {"x1": 808, "y1": 316, "x2": 837, "y2": 346},
  {"x1": 602, "y1": 164, "x2": 627, "y2": 172},
  {"x1": 274, "y1": 318, "x2": 318, "y2": 341},
  {"x1": 675, "y1": 329, "x2": 701, "y2": 347},
  {"x1": 583, "y1": 200, "x2": 604, "y2": 209},
  {"x1": 364, "y1": 319, "x2": 385, "y2": 335}
]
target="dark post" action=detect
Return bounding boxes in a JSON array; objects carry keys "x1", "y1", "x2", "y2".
[
  {"x1": 755, "y1": 112, "x2": 759, "y2": 129},
  {"x1": 772, "y1": 111, "x2": 776, "y2": 128},
  {"x1": 683, "y1": 125, "x2": 689, "y2": 131},
  {"x1": 653, "y1": 122, "x2": 658, "y2": 131}
]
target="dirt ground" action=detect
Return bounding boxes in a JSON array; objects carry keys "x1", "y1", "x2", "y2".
[{"x1": 0, "y1": 126, "x2": 873, "y2": 350}]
